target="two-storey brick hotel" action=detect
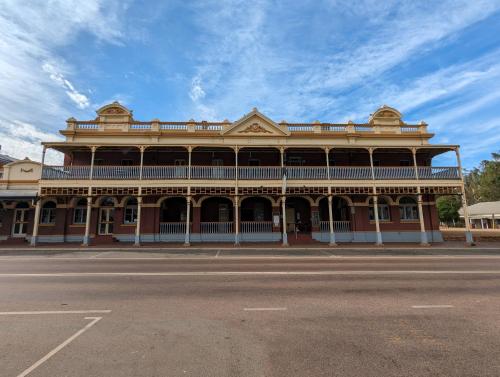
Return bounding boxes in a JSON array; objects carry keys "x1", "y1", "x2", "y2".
[{"x1": 0, "y1": 102, "x2": 474, "y2": 246}]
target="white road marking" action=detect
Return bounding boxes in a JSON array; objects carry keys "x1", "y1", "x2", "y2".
[
  {"x1": 411, "y1": 305, "x2": 455, "y2": 309},
  {"x1": 244, "y1": 307, "x2": 287, "y2": 311},
  {"x1": 89, "y1": 252, "x2": 108, "y2": 259},
  {"x1": 16, "y1": 316, "x2": 103, "y2": 377},
  {"x1": 0, "y1": 310, "x2": 111, "y2": 315},
  {"x1": 0, "y1": 270, "x2": 499, "y2": 277},
  {"x1": 215, "y1": 250, "x2": 221, "y2": 258}
]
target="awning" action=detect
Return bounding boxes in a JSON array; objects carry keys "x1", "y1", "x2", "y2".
[{"x1": 0, "y1": 190, "x2": 37, "y2": 200}]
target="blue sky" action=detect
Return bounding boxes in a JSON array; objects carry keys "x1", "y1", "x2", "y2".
[{"x1": 1, "y1": 0, "x2": 500, "y2": 167}]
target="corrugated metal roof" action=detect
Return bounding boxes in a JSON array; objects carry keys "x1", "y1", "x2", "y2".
[
  {"x1": 459, "y1": 201, "x2": 500, "y2": 216},
  {"x1": 0, "y1": 153, "x2": 16, "y2": 165}
]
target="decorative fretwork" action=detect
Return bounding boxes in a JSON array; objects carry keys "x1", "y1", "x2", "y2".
[
  {"x1": 191, "y1": 187, "x2": 235, "y2": 195},
  {"x1": 287, "y1": 187, "x2": 328, "y2": 194},
  {"x1": 331, "y1": 187, "x2": 372, "y2": 194},
  {"x1": 92, "y1": 187, "x2": 138, "y2": 196},
  {"x1": 377, "y1": 187, "x2": 418, "y2": 195},
  {"x1": 40, "y1": 187, "x2": 88, "y2": 196},
  {"x1": 421, "y1": 186, "x2": 461, "y2": 195},
  {"x1": 141, "y1": 187, "x2": 187, "y2": 195},
  {"x1": 239, "y1": 187, "x2": 281, "y2": 195}
]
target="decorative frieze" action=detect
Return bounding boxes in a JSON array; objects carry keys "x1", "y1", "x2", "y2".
[{"x1": 41, "y1": 187, "x2": 88, "y2": 196}]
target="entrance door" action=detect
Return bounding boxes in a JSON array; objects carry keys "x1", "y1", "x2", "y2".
[
  {"x1": 98, "y1": 208, "x2": 114, "y2": 235},
  {"x1": 12, "y1": 208, "x2": 28, "y2": 237}
]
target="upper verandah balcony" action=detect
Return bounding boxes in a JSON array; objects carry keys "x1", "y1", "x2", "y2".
[{"x1": 40, "y1": 146, "x2": 462, "y2": 181}]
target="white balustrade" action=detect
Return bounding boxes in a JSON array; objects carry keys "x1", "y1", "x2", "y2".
[
  {"x1": 160, "y1": 222, "x2": 187, "y2": 234},
  {"x1": 400, "y1": 126, "x2": 419, "y2": 133},
  {"x1": 329, "y1": 167, "x2": 372, "y2": 180},
  {"x1": 373, "y1": 167, "x2": 416, "y2": 180},
  {"x1": 42, "y1": 166, "x2": 91, "y2": 180},
  {"x1": 40, "y1": 165, "x2": 462, "y2": 181},
  {"x1": 321, "y1": 125, "x2": 347, "y2": 132},
  {"x1": 200, "y1": 222, "x2": 233, "y2": 233},
  {"x1": 160, "y1": 123, "x2": 187, "y2": 130},
  {"x1": 92, "y1": 166, "x2": 140, "y2": 179},
  {"x1": 418, "y1": 166, "x2": 460, "y2": 179},
  {"x1": 240, "y1": 221, "x2": 273, "y2": 233},
  {"x1": 129, "y1": 123, "x2": 151, "y2": 130},
  {"x1": 320, "y1": 221, "x2": 351, "y2": 232},
  {"x1": 76, "y1": 123, "x2": 99, "y2": 129},
  {"x1": 285, "y1": 166, "x2": 328, "y2": 179},
  {"x1": 238, "y1": 167, "x2": 282, "y2": 180},
  {"x1": 195, "y1": 124, "x2": 224, "y2": 131},
  {"x1": 142, "y1": 166, "x2": 188, "y2": 179},
  {"x1": 288, "y1": 125, "x2": 313, "y2": 132},
  {"x1": 191, "y1": 166, "x2": 235, "y2": 179}
]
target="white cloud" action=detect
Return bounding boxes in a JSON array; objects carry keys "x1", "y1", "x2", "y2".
[
  {"x1": 42, "y1": 62, "x2": 90, "y2": 109},
  {"x1": 0, "y1": 120, "x2": 63, "y2": 164},
  {"x1": 0, "y1": 0, "x2": 127, "y2": 162},
  {"x1": 189, "y1": 76, "x2": 206, "y2": 102}
]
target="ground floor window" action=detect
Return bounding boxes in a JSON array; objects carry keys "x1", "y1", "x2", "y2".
[
  {"x1": 40, "y1": 201, "x2": 56, "y2": 224},
  {"x1": 368, "y1": 197, "x2": 390, "y2": 221},
  {"x1": 73, "y1": 198, "x2": 87, "y2": 224},
  {"x1": 124, "y1": 198, "x2": 138, "y2": 224},
  {"x1": 399, "y1": 197, "x2": 419, "y2": 220}
]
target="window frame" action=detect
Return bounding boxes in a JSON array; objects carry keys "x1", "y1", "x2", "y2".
[
  {"x1": 123, "y1": 198, "x2": 138, "y2": 225},
  {"x1": 40, "y1": 201, "x2": 57, "y2": 225},
  {"x1": 368, "y1": 198, "x2": 391, "y2": 221},
  {"x1": 399, "y1": 197, "x2": 419, "y2": 221},
  {"x1": 73, "y1": 198, "x2": 87, "y2": 225}
]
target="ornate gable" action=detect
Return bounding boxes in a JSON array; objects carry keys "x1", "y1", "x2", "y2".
[
  {"x1": 368, "y1": 105, "x2": 404, "y2": 126},
  {"x1": 222, "y1": 108, "x2": 290, "y2": 136},
  {"x1": 96, "y1": 101, "x2": 133, "y2": 123}
]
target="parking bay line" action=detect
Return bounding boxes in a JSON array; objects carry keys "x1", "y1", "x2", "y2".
[
  {"x1": 0, "y1": 310, "x2": 111, "y2": 315},
  {"x1": 411, "y1": 305, "x2": 454, "y2": 309},
  {"x1": 16, "y1": 316, "x2": 103, "y2": 377},
  {"x1": 244, "y1": 307, "x2": 287, "y2": 311}
]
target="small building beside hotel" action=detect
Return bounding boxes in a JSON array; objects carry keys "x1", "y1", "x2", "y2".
[{"x1": 459, "y1": 201, "x2": 500, "y2": 229}]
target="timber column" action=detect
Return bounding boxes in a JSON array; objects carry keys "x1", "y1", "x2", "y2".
[
  {"x1": 369, "y1": 148, "x2": 383, "y2": 245},
  {"x1": 412, "y1": 148, "x2": 429, "y2": 246}
]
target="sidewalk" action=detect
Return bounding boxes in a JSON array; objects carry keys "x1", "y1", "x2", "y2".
[{"x1": 0, "y1": 240, "x2": 499, "y2": 256}]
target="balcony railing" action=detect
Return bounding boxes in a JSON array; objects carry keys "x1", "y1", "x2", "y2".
[
  {"x1": 201, "y1": 222, "x2": 233, "y2": 233},
  {"x1": 160, "y1": 222, "x2": 187, "y2": 234},
  {"x1": 41, "y1": 165, "x2": 461, "y2": 181},
  {"x1": 320, "y1": 221, "x2": 351, "y2": 232},
  {"x1": 240, "y1": 221, "x2": 273, "y2": 233}
]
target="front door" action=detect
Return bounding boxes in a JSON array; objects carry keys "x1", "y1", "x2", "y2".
[
  {"x1": 286, "y1": 207, "x2": 295, "y2": 232},
  {"x1": 12, "y1": 209, "x2": 29, "y2": 237},
  {"x1": 99, "y1": 208, "x2": 114, "y2": 235}
]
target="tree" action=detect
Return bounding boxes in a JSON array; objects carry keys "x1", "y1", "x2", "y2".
[
  {"x1": 436, "y1": 195, "x2": 461, "y2": 223},
  {"x1": 464, "y1": 151, "x2": 500, "y2": 204}
]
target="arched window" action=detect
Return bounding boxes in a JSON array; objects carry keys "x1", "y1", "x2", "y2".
[
  {"x1": 40, "y1": 201, "x2": 56, "y2": 224},
  {"x1": 368, "y1": 197, "x2": 390, "y2": 221},
  {"x1": 124, "y1": 198, "x2": 138, "y2": 224},
  {"x1": 399, "y1": 197, "x2": 419, "y2": 220},
  {"x1": 73, "y1": 198, "x2": 87, "y2": 224}
]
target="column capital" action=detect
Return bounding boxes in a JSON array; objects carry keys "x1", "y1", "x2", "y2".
[
  {"x1": 90, "y1": 146, "x2": 98, "y2": 153},
  {"x1": 139, "y1": 145, "x2": 146, "y2": 152}
]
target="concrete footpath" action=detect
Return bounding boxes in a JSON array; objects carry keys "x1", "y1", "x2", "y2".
[{"x1": 0, "y1": 241, "x2": 499, "y2": 257}]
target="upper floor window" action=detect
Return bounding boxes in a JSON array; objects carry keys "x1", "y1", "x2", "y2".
[
  {"x1": 41, "y1": 201, "x2": 56, "y2": 224},
  {"x1": 73, "y1": 198, "x2": 87, "y2": 224},
  {"x1": 124, "y1": 198, "x2": 138, "y2": 224},
  {"x1": 248, "y1": 159, "x2": 260, "y2": 166},
  {"x1": 288, "y1": 157, "x2": 304, "y2": 166},
  {"x1": 399, "y1": 160, "x2": 410, "y2": 166},
  {"x1": 94, "y1": 159, "x2": 104, "y2": 165},
  {"x1": 399, "y1": 197, "x2": 419, "y2": 220},
  {"x1": 121, "y1": 159, "x2": 133, "y2": 166},
  {"x1": 368, "y1": 197, "x2": 390, "y2": 221}
]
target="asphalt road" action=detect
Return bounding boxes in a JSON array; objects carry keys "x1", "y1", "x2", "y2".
[{"x1": 1, "y1": 251, "x2": 500, "y2": 377}]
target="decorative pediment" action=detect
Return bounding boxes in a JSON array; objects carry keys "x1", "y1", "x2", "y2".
[
  {"x1": 96, "y1": 101, "x2": 133, "y2": 123},
  {"x1": 368, "y1": 105, "x2": 404, "y2": 126},
  {"x1": 222, "y1": 108, "x2": 290, "y2": 136}
]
